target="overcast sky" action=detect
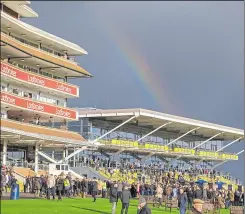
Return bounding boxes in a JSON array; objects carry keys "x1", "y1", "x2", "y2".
[{"x1": 25, "y1": 1, "x2": 244, "y2": 180}]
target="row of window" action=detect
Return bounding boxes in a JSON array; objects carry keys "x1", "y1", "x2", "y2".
[
  {"x1": 7, "y1": 61, "x2": 65, "y2": 82},
  {"x1": 1, "y1": 84, "x2": 67, "y2": 107},
  {"x1": 2, "y1": 31, "x2": 75, "y2": 63}
]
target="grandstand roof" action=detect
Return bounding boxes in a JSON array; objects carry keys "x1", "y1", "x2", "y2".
[{"x1": 79, "y1": 108, "x2": 244, "y2": 141}]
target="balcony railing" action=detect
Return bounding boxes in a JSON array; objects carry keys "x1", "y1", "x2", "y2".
[
  {"x1": 1, "y1": 31, "x2": 77, "y2": 65},
  {"x1": 1, "y1": 32, "x2": 91, "y2": 77},
  {"x1": 99, "y1": 139, "x2": 238, "y2": 161}
]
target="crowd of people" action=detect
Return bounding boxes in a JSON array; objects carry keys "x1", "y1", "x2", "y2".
[{"x1": 1, "y1": 162, "x2": 244, "y2": 214}]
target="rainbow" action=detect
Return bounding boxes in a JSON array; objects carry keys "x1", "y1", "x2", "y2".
[{"x1": 88, "y1": 7, "x2": 175, "y2": 113}]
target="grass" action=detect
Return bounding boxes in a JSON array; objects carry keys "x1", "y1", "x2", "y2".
[{"x1": 1, "y1": 198, "x2": 230, "y2": 214}]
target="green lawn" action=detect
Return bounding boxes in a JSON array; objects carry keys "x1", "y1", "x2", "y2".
[{"x1": 1, "y1": 198, "x2": 230, "y2": 214}]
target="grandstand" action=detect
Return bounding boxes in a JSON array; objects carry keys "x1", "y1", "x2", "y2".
[{"x1": 62, "y1": 108, "x2": 244, "y2": 186}]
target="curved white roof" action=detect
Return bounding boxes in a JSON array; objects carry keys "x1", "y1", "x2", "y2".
[
  {"x1": 78, "y1": 108, "x2": 244, "y2": 141},
  {"x1": 1, "y1": 12, "x2": 88, "y2": 56}
]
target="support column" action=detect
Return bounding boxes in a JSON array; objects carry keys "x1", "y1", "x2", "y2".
[
  {"x1": 64, "y1": 115, "x2": 138, "y2": 162},
  {"x1": 73, "y1": 148, "x2": 76, "y2": 167},
  {"x1": 167, "y1": 127, "x2": 200, "y2": 146},
  {"x1": 34, "y1": 142, "x2": 39, "y2": 173},
  {"x1": 2, "y1": 140, "x2": 7, "y2": 166},
  {"x1": 51, "y1": 151, "x2": 55, "y2": 159}
]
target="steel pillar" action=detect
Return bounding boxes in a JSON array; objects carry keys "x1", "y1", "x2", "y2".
[
  {"x1": 167, "y1": 127, "x2": 200, "y2": 146},
  {"x1": 2, "y1": 140, "x2": 7, "y2": 166},
  {"x1": 64, "y1": 115, "x2": 138, "y2": 161},
  {"x1": 37, "y1": 151, "x2": 57, "y2": 163},
  {"x1": 211, "y1": 150, "x2": 244, "y2": 170},
  {"x1": 34, "y1": 142, "x2": 39, "y2": 173},
  {"x1": 137, "y1": 122, "x2": 172, "y2": 142},
  {"x1": 216, "y1": 137, "x2": 243, "y2": 152},
  {"x1": 193, "y1": 132, "x2": 224, "y2": 150}
]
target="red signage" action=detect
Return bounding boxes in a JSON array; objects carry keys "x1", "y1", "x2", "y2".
[
  {"x1": 1, "y1": 91, "x2": 77, "y2": 120},
  {"x1": 0, "y1": 62, "x2": 79, "y2": 96}
]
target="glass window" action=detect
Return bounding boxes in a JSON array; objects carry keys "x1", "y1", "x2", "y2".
[
  {"x1": 39, "y1": 96, "x2": 47, "y2": 102},
  {"x1": 56, "y1": 165, "x2": 60, "y2": 170},
  {"x1": 23, "y1": 92, "x2": 29, "y2": 98},
  {"x1": 32, "y1": 93, "x2": 38, "y2": 101},
  {"x1": 1, "y1": 85, "x2": 6, "y2": 91}
]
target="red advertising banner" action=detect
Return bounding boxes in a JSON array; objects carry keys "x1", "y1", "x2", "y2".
[
  {"x1": 1, "y1": 91, "x2": 77, "y2": 120},
  {"x1": 0, "y1": 62, "x2": 79, "y2": 96}
]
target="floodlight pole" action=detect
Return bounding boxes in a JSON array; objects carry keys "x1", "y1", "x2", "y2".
[
  {"x1": 62, "y1": 115, "x2": 138, "y2": 162},
  {"x1": 137, "y1": 122, "x2": 172, "y2": 142},
  {"x1": 166, "y1": 127, "x2": 200, "y2": 146},
  {"x1": 211, "y1": 150, "x2": 244, "y2": 170}
]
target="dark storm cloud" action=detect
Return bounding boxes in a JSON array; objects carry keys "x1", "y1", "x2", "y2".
[{"x1": 25, "y1": 2, "x2": 244, "y2": 180}]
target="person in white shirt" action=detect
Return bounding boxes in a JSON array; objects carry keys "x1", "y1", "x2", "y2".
[{"x1": 47, "y1": 174, "x2": 56, "y2": 200}]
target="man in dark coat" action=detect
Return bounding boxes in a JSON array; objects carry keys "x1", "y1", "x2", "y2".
[
  {"x1": 186, "y1": 186, "x2": 194, "y2": 209},
  {"x1": 137, "y1": 197, "x2": 151, "y2": 214},
  {"x1": 91, "y1": 178, "x2": 98, "y2": 202},
  {"x1": 194, "y1": 186, "x2": 202, "y2": 200},
  {"x1": 121, "y1": 185, "x2": 131, "y2": 214},
  {"x1": 110, "y1": 182, "x2": 118, "y2": 214},
  {"x1": 178, "y1": 188, "x2": 188, "y2": 214},
  {"x1": 56, "y1": 175, "x2": 64, "y2": 200}
]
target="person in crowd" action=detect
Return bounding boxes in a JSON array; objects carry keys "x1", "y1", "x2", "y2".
[
  {"x1": 56, "y1": 174, "x2": 64, "y2": 200},
  {"x1": 64, "y1": 176, "x2": 71, "y2": 198},
  {"x1": 47, "y1": 174, "x2": 56, "y2": 200},
  {"x1": 186, "y1": 186, "x2": 194, "y2": 209},
  {"x1": 33, "y1": 175, "x2": 41, "y2": 198},
  {"x1": 156, "y1": 183, "x2": 163, "y2": 206},
  {"x1": 178, "y1": 188, "x2": 188, "y2": 214},
  {"x1": 117, "y1": 180, "x2": 123, "y2": 200},
  {"x1": 234, "y1": 189, "x2": 241, "y2": 206},
  {"x1": 102, "y1": 180, "x2": 107, "y2": 198},
  {"x1": 106, "y1": 180, "x2": 111, "y2": 199},
  {"x1": 110, "y1": 181, "x2": 118, "y2": 214},
  {"x1": 121, "y1": 185, "x2": 131, "y2": 214},
  {"x1": 91, "y1": 177, "x2": 98, "y2": 202},
  {"x1": 137, "y1": 197, "x2": 152, "y2": 214},
  {"x1": 194, "y1": 185, "x2": 202, "y2": 200},
  {"x1": 81, "y1": 178, "x2": 88, "y2": 198}
]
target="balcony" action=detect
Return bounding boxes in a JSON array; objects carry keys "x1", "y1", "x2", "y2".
[
  {"x1": 1, "y1": 90, "x2": 78, "y2": 121},
  {"x1": 99, "y1": 139, "x2": 238, "y2": 161},
  {"x1": 1, "y1": 61, "x2": 79, "y2": 98},
  {"x1": 0, "y1": 32, "x2": 92, "y2": 77}
]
